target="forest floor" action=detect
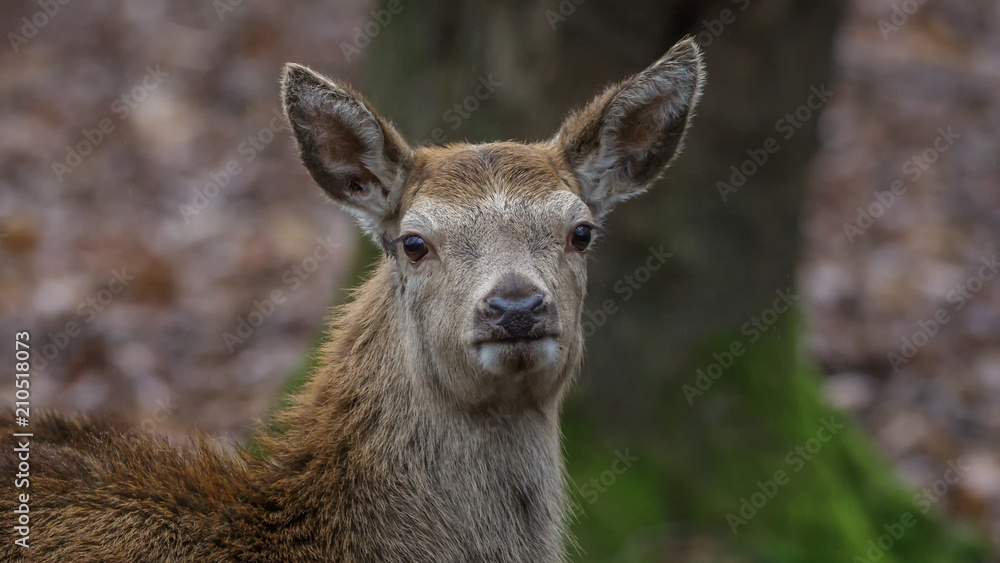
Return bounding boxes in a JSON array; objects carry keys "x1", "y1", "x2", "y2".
[
  {"x1": 0, "y1": 1, "x2": 364, "y2": 436},
  {"x1": 801, "y1": 0, "x2": 1000, "y2": 550}
]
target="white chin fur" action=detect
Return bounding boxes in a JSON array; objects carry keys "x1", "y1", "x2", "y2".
[{"x1": 477, "y1": 338, "x2": 560, "y2": 374}]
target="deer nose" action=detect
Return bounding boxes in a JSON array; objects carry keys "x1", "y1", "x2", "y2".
[{"x1": 484, "y1": 294, "x2": 549, "y2": 339}]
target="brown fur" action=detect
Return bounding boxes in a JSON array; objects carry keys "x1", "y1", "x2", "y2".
[{"x1": 1, "y1": 38, "x2": 704, "y2": 562}]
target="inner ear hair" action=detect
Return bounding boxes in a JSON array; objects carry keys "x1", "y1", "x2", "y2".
[
  {"x1": 281, "y1": 63, "x2": 414, "y2": 244},
  {"x1": 554, "y1": 37, "x2": 705, "y2": 219}
]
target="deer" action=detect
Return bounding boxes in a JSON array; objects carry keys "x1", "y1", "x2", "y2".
[{"x1": 1, "y1": 38, "x2": 704, "y2": 562}]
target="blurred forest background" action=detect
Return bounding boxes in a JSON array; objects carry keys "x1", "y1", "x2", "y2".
[{"x1": 2, "y1": 0, "x2": 999, "y2": 561}]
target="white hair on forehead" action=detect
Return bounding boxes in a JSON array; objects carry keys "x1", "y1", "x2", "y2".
[{"x1": 404, "y1": 189, "x2": 590, "y2": 226}]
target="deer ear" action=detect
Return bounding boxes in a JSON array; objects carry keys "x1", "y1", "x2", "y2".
[
  {"x1": 281, "y1": 63, "x2": 413, "y2": 247},
  {"x1": 554, "y1": 38, "x2": 705, "y2": 220}
]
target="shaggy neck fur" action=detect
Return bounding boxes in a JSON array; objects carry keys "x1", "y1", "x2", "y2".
[{"x1": 256, "y1": 259, "x2": 571, "y2": 562}]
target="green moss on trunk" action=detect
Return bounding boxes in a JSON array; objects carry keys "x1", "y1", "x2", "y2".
[{"x1": 561, "y1": 317, "x2": 986, "y2": 561}]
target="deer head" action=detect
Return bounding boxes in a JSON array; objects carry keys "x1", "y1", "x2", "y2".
[{"x1": 281, "y1": 39, "x2": 704, "y2": 410}]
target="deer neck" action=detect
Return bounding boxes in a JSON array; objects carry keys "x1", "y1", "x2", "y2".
[{"x1": 268, "y1": 258, "x2": 569, "y2": 560}]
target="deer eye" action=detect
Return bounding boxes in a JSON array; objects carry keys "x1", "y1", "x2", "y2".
[
  {"x1": 401, "y1": 235, "x2": 429, "y2": 263},
  {"x1": 569, "y1": 224, "x2": 593, "y2": 252}
]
